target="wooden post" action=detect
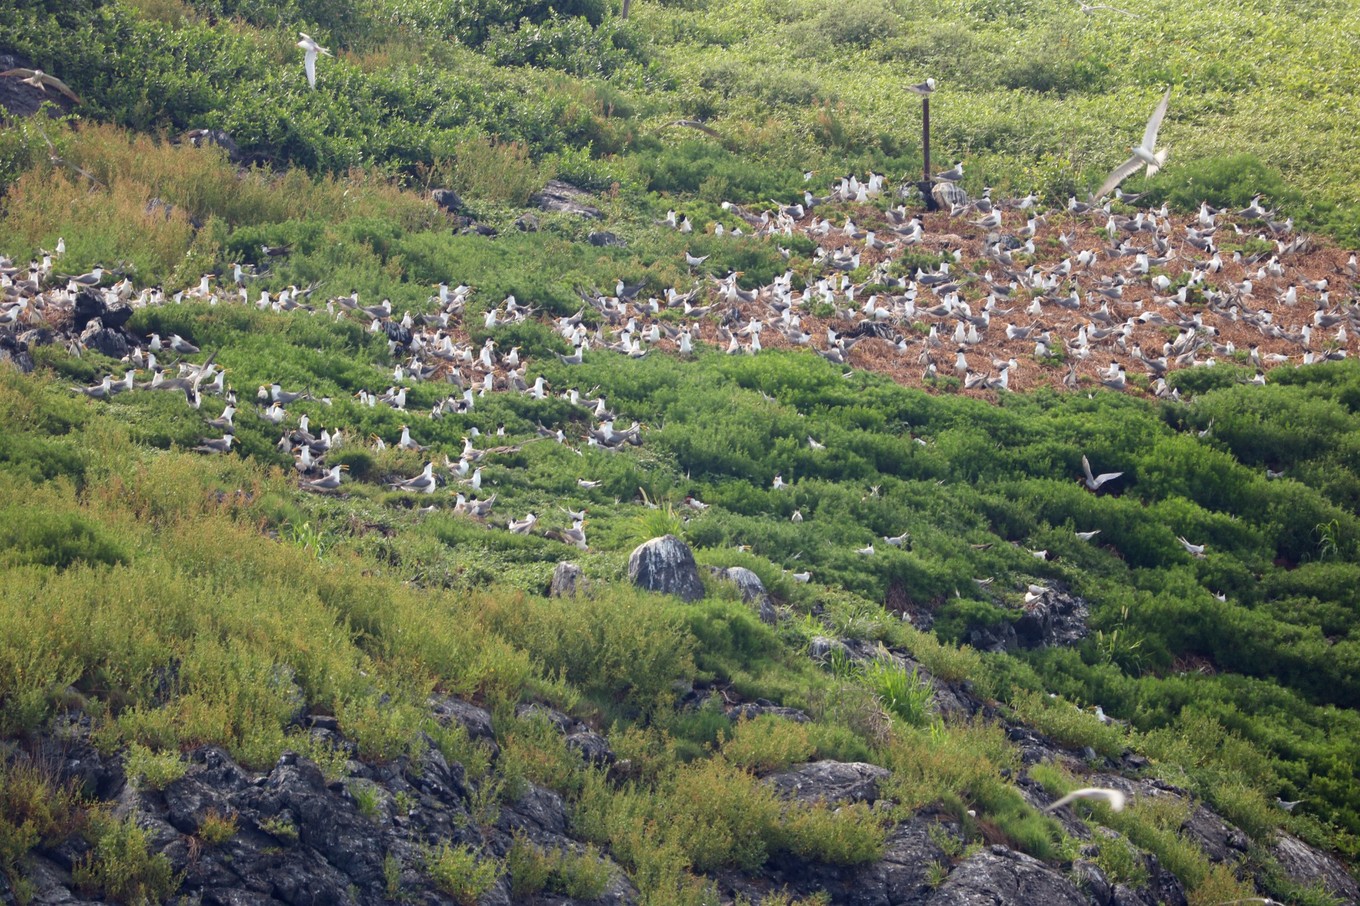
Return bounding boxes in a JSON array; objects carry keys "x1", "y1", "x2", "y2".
[
  {"x1": 622, "y1": 0, "x2": 632, "y2": 19},
  {"x1": 920, "y1": 96, "x2": 936, "y2": 210}
]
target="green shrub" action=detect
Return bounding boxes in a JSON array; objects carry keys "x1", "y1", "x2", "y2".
[
  {"x1": 425, "y1": 841, "x2": 501, "y2": 905},
  {"x1": 73, "y1": 812, "x2": 181, "y2": 905}
]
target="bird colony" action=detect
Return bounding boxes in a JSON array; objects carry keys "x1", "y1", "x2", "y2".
[{"x1": 2, "y1": 79, "x2": 1358, "y2": 562}]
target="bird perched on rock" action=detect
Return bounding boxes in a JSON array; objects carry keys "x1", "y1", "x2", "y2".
[
  {"x1": 297, "y1": 33, "x2": 332, "y2": 90},
  {"x1": 1095, "y1": 88, "x2": 1172, "y2": 199},
  {"x1": 1, "y1": 68, "x2": 83, "y2": 104}
]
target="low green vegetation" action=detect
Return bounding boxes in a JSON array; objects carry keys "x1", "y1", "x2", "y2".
[{"x1": 2, "y1": 0, "x2": 1360, "y2": 900}]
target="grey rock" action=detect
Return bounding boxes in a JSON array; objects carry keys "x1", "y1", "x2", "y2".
[
  {"x1": 1179, "y1": 803, "x2": 1250, "y2": 863},
  {"x1": 722, "y1": 566, "x2": 776, "y2": 624},
  {"x1": 531, "y1": 180, "x2": 603, "y2": 219},
  {"x1": 515, "y1": 211, "x2": 540, "y2": 232},
  {"x1": 627, "y1": 535, "x2": 705, "y2": 602},
  {"x1": 78, "y1": 321, "x2": 128, "y2": 360},
  {"x1": 925, "y1": 845, "x2": 1089, "y2": 906},
  {"x1": 1013, "y1": 587, "x2": 1091, "y2": 649},
  {"x1": 429, "y1": 695, "x2": 498, "y2": 746},
  {"x1": 725, "y1": 701, "x2": 810, "y2": 724},
  {"x1": 179, "y1": 129, "x2": 244, "y2": 164},
  {"x1": 1270, "y1": 832, "x2": 1359, "y2": 905},
  {"x1": 431, "y1": 188, "x2": 464, "y2": 213},
  {"x1": 0, "y1": 331, "x2": 34, "y2": 373},
  {"x1": 565, "y1": 731, "x2": 615, "y2": 766},
  {"x1": 932, "y1": 182, "x2": 969, "y2": 212},
  {"x1": 550, "y1": 561, "x2": 586, "y2": 598},
  {"x1": 588, "y1": 231, "x2": 626, "y2": 247},
  {"x1": 808, "y1": 635, "x2": 850, "y2": 663},
  {"x1": 767, "y1": 760, "x2": 891, "y2": 805}
]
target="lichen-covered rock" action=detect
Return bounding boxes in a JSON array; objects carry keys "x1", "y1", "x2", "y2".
[
  {"x1": 767, "y1": 760, "x2": 891, "y2": 805},
  {"x1": 627, "y1": 535, "x2": 704, "y2": 602}
]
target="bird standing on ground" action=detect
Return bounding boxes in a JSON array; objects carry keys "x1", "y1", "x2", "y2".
[
  {"x1": 1095, "y1": 87, "x2": 1172, "y2": 199},
  {"x1": 297, "y1": 33, "x2": 332, "y2": 90}
]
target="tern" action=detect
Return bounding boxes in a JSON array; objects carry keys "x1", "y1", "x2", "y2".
[
  {"x1": 1, "y1": 68, "x2": 83, "y2": 104},
  {"x1": 297, "y1": 33, "x2": 332, "y2": 89},
  {"x1": 193, "y1": 434, "x2": 236, "y2": 454},
  {"x1": 508, "y1": 513, "x2": 538, "y2": 534},
  {"x1": 1075, "y1": 529, "x2": 1102, "y2": 541},
  {"x1": 1081, "y1": 455, "x2": 1123, "y2": 491},
  {"x1": 1095, "y1": 88, "x2": 1171, "y2": 199},
  {"x1": 302, "y1": 465, "x2": 346, "y2": 492},
  {"x1": 1177, "y1": 536, "x2": 1206, "y2": 558},
  {"x1": 906, "y1": 78, "x2": 936, "y2": 96},
  {"x1": 1046, "y1": 787, "x2": 1127, "y2": 812},
  {"x1": 389, "y1": 462, "x2": 437, "y2": 494}
]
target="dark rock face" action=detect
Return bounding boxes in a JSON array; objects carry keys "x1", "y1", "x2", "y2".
[
  {"x1": 78, "y1": 321, "x2": 129, "y2": 360},
  {"x1": 0, "y1": 330, "x2": 35, "y2": 373},
  {"x1": 723, "y1": 813, "x2": 960, "y2": 906},
  {"x1": 627, "y1": 535, "x2": 704, "y2": 602},
  {"x1": 531, "y1": 180, "x2": 603, "y2": 219},
  {"x1": 968, "y1": 587, "x2": 1090, "y2": 653},
  {"x1": 1271, "y1": 833, "x2": 1360, "y2": 905},
  {"x1": 927, "y1": 845, "x2": 1089, "y2": 906},
  {"x1": 1013, "y1": 587, "x2": 1090, "y2": 649},
  {"x1": 767, "y1": 760, "x2": 891, "y2": 805},
  {"x1": 550, "y1": 560, "x2": 586, "y2": 598}
]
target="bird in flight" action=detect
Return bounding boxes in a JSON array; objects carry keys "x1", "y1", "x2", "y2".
[
  {"x1": 297, "y1": 33, "x2": 332, "y2": 90},
  {"x1": 1045, "y1": 787, "x2": 1127, "y2": 812},
  {"x1": 1081, "y1": 455, "x2": 1123, "y2": 491},
  {"x1": 1, "y1": 68, "x2": 83, "y2": 104},
  {"x1": 1095, "y1": 87, "x2": 1172, "y2": 200},
  {"x1": 1078, "y1": 0, "x2": 1140, "y2": 14}
]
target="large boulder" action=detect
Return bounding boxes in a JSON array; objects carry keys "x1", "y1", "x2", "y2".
[{"x1": 628, "y1": 535, "x2": 705, "y2": 602}]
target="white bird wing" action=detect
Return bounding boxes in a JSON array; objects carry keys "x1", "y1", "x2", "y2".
[
  {"x1": 303, "y1": 49, "x2": 317, "y2": 88},
  {"x1": 1094, "y1": 155, "x2": 1143, "y2": 200},
  {"x1": 1141, "y1": 87, "x2": 1172, "y2": 151},
  {"x1": 1081, "y1": 455, "x2": 1096, "y2": 484}
]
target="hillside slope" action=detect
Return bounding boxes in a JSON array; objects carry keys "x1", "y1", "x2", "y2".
[{"x1": 3, "y1": 0, "x2": 1360, "y2": 903}]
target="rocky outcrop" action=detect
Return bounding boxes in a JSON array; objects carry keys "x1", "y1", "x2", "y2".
[
  {"x1": 1271, "y1": 832, "x2": 1360, "y2": 905},
  {"x1": 767, "y1": 760, "x2": 891, "y2": 805},
  {"x1": 627, "y1": 535, "x2": 704, "y2": 602},
  {"x1": 531, "y1": 180, "x2": 603, "y2": 219},
  {"x1": 928, "y1": 845, "x2": 1089, "y2": 906}
]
